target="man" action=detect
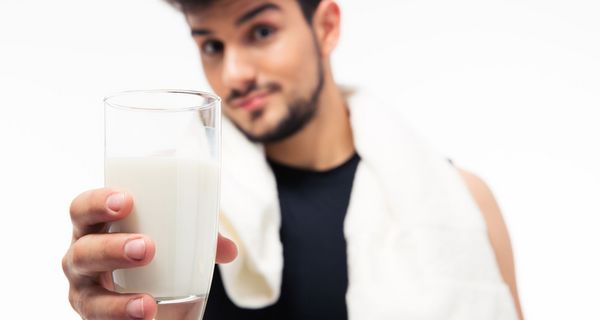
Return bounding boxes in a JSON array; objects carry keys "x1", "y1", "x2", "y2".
[{"x1": 62, "y1": 0, "x2": 524, "y2": 319}]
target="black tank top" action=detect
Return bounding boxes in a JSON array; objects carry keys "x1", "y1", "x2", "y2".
[{"x1": 203, "y1": 153, "x2": 361, "y2": 320}]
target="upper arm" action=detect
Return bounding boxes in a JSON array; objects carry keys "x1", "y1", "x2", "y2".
[{"x1": 457, "y1": 167, "x2": 524, "y2": 320}]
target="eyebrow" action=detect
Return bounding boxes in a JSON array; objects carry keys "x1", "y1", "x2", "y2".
[
  {"x1": 235, "y1": 3, "x2": 280, "y2": 26},
  {"x1": 191, "y1": 28, "x2": 212, "y2": 36},
  {"x1": 190, "y1": 3, "x2": 281, "y2": 37}
]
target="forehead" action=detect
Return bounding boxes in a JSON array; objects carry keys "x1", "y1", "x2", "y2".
[{"x1": 185, "y1": 0, "x2": 298, "y2": 27}]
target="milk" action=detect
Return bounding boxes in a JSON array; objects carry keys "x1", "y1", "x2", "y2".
[{"x1": 105, "y1": 156, "x2": 220, "y2": 302}]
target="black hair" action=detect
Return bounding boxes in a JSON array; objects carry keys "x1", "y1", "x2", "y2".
[{"x1": 165, "y1": 0, "x2": 322, "y2": 23}]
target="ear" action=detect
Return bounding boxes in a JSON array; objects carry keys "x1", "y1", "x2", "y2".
[{"x1": 311, "y1": 0, "x2": 341, "y2": 58}]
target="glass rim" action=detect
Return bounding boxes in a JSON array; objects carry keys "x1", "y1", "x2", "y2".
[{"x1": 103, "y1": 89, "x2": 221, "y2": 112}]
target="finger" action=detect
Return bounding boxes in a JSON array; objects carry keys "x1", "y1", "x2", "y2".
[
  {"x1": 67, "y1": 233, "x2": 155, "y2": 277},
  {"x1": 71, "y1": 285, "x2": 157, "y2": 320},
  {"x1": 215, "y1": 233, "x2": 237, "y2": 264},
  {"x1": 69, "y1": 188, "x2": 134, "y2": 239}
]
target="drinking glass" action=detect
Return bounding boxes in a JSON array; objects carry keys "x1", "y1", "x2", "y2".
[{"x1": 104, "y1": 89, "x2": 221, "y2": 319}]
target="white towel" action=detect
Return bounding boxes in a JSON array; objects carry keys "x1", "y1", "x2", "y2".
[{"x1": 217, "y1": 90, "x2": 519, "y2": 319}]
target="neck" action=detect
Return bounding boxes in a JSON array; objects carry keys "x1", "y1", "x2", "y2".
[{"x1": 265, "y1": 77, "x2": 355, "y2": 171}]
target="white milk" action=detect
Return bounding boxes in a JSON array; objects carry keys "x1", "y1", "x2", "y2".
[{"x1": 105, "y1": 156, "x2": 220, "y2": 301}]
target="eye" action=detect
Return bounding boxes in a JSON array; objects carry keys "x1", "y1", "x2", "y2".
[
  {"x1": 251, "y1": 25, "x2": 275, "y2": 41},
  {"x1": 201, "y1": 40, "x2": 224, "y2": 56}
]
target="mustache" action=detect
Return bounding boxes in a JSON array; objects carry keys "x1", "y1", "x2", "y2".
[{"x1": 226, "y1": 82, "x2": 282, "y2": 104}]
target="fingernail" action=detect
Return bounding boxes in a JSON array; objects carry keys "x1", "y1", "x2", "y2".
[
  {"x1": 106, "y1": 193, "x2": 124, "y2": 213},
  {"x1": 124, "y1": 239, "x2": 146, "y2": 261},
  {"x1": 126, "y1": 297, "x2": 144, "y2": 319}
]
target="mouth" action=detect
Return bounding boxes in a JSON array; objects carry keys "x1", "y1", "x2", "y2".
[{"x1": 230, "y1": 89, "x2": 274, "y2": 112}]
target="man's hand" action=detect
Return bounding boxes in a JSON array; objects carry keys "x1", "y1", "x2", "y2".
[{"x1": 62, "y1": 188, "x2": 237, "y2": 319}]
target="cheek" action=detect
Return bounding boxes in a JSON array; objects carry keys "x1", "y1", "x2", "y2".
[
  {"x1": 258, "y1": 32, "x2": 319, "y2": 95},
  {"x1": 202, "y1": 64, "x2": 225, "y2": 94}
]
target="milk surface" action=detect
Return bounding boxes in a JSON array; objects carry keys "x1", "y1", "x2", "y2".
[{"x1": 105, "y1": 156, "x2": 220, "y2": 300}]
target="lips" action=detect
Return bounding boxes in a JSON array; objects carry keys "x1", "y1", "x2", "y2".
[{"x1": 230, "y1": 90, "x2": 272, "y2": 111}]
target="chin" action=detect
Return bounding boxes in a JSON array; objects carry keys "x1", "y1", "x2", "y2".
[
  {"x1": 228, "y1": 103, "x2": 295, "y2": 143},
  {"x1": 249, "y1": 106, "x2": 281, "y2": 127},
  {"x1": 239, "y1": 119, "x2": 286, "y2": 144}
]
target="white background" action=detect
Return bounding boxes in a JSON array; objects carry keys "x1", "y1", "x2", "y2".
[{"x1": 1, "y1": 0, "x2": 598, "y2": 318}]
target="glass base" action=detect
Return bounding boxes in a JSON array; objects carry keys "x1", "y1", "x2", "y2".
[
  {"x1": 156, "y1": 294, "x2": 205, "y2": 305},
  {"x1": 154, "y1": 295, "x2": 207, "y2": 320}
]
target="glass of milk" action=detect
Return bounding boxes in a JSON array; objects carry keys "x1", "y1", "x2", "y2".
[{"x1": 104, "y1": 90, "x2": 221, "y2": 317}]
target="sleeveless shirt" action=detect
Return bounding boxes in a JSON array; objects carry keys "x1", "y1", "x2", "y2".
[{"x1": 203, "y1": 153, "x2": 361, "y2": 320}]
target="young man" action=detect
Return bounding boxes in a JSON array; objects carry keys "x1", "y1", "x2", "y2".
[{"x1": 62, "y1": 0, "x2": 524, "y2": 319}]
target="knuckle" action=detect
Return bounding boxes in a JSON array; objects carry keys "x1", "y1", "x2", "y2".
[
  {"x1": 69, "y1": 197, "x2": 80, "y2": 221},
  {"x1": 68, "y1": 287, "x2": 78, "y2": 311},
  {"x1": 70, "y1": 188, "x2": 109, "y2": 223},
  {"x1": 70, "y1": 190, "x2": 92, "y2": 219},
  {"x1": 69, "y1": 285, "x2": 90, "y2": 318},
  {"x1": 77, "y1": 293, "x2": 92, "y2": 319},
  {"x1": 70, "y1": 240, "x2": 87, "y2": 270},
  {"x1": 61, "y1": 253, "x2": 71, "y2": 277}
]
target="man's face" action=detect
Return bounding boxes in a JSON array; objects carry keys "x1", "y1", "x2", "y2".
[{"x1": 186, "y1": 0, "x2": 324, "y2": 143}]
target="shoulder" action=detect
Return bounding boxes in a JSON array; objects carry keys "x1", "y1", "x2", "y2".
[
  {"x1": 456, "y1": 168, "x2": 499, "y2": 217},
  {"x1": 455, "y1": 167, "x2": 525, "y2": 320}
]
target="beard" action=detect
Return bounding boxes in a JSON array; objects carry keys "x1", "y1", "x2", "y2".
[{"x1": 231, "y1": 57, "x2": 325, "y2": 144}]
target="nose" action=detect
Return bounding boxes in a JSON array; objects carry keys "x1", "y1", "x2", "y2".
[{"x1": 222, "y1": 46, "x2": 256, "y2": 94}]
